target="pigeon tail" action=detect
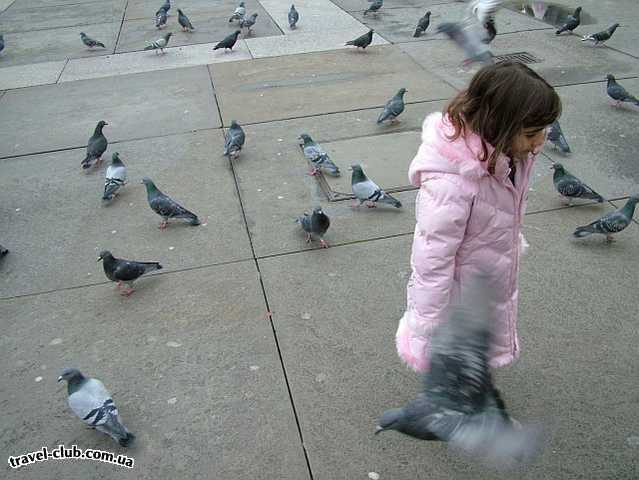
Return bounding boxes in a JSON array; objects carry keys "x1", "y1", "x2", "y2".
[
  {"x1": 144, "y1": 44, "x2": 155, "y2": 50},
  {"x1": 187, "y1": 214, "x2": 201, "y2": 226},
  {"x1": 96, "y1": 415, "x2": 135, "y2": 447},
  {"x1": 140, "y1": 262, "x2": 163, "y2": 274},
  {"x1": 380, "y1": 194, "x2": 402, "y2": 208},
  {"x1": 119, "y1": 432, "x2": 136, "y2": 447},
  {"x1": 573, "y1": 225, "x2": 595, "y2": 238},
  {"x1": 413, "y1": 29, "x2": 422, "y2": 38}
]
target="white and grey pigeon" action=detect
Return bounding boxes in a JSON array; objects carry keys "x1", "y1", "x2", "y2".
[
  {"x1": 574, "y1": 195, "x2": 638, "y2": 242},
  {"x1": 377, "y1": 88, "x2": 407, "y2": 124},
  {"x1": 350, "y1": 164, "x2": 401, "y2": 208},
  {"x1": 551, "y1": 163, "x2": 604, "y2": 205},
  {"x1": 606, "y1": 74, "x2": 639, "y2": 107},
  {"x1": 296, "y1": 207, "x2": 331, "y2": 248},
  {"x1": 178, "y1": 9, "x2": 195, "y2": 32},
  {"x1": 229, "y1": 2, "x2": 246, "y2": 23},
  {"x1": 288, "y1": 4, "x2": 299, "y2": 29},
  {"x1": 58, "y1": 368, "x2": 135, "y2": 446},
  {"x1": 240, "y1": 12, "x2": 258, "y2": 34},
  {"x1": 546, "y1": 120, "x2": 570, "y2": 153},
  {"x1": 298, "y1": 133, "x2": 340, "y2": 177},
  {"x1": 144, "y1": 32, "x2": 172, "y2": 53},
  {"x1": 81, "y1": 120, "x2": 108, "y2": 170},
  {"x1": 555, "y1": 6, "x2": 581, "y2": 35},
  {"x1": 364, "y1": 0, "x2": 383, "y2": 16},
  {"x1": 413, "y1": 11, "x2": 431, "y2": 37},
  {"x1": 582, "y1": 23, "x2": 619, "y2": 45},
  {"x1": 142, "y1": 178, "x2": 201, "y2": 229},
  {"x1": 223, "y1": 120, "x2": 246, "y2": 158},
  {"x1": 102, "y1": 152, "x2": 127, "y2": 203},
  {"x1": 436, "y1": 22, "x2": 494, "y2": 66},
  {"x1": 98, "y1": 250, "x2": 163, "y2": 295},
  {"x1": 155, "y1": 9, "x2": 168, "y2": 29},
  {"x1": 376, "y1": 274, "x2": 544, "y2": 470},
  {"x1": 80, "y1": 32, "x2": 106, "y2": 49}
]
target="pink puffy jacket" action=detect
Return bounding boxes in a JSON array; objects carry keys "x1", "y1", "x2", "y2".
[{"x1": 396, "y1": 112, "x2": 534, "y2": 373}]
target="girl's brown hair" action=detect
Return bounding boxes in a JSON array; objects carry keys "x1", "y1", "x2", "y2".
[{"x1": 446, "y1": 61, "x2": 561, "y2": 173}]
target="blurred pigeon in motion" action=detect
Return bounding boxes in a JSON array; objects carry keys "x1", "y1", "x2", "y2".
[
  {"x1": 437, "y1": 22, "x2": 493, "y2": 66},
  {"x1": 551, "y1": 163, "x2": 603, "y2": 205},
  {"x1": 98, "y1": 250, "x2": 163, "y2": 295},
  {"x1": 155, "y1": 9, "x2": 168, "y2": 29},
  {"x1": 223, "y1": 120, "x2": 246, "y2": 159},
  {"x1": 364, "y1": 0, "x2": 383, "y2": 16},
  {"x1": 413, "y1": 11, "x2": 431, "y2": 38},
  {"x1": 214, "y1": 30, "x2": 241, "y2": 51},
  {"x1": 299, "y1": 133, "x2": 340, "y2": 177},
  {"x1": 546, "y1": 121, "x2": 570, "y2": 153},
  {"x1": 145, "y1": 32, "x2": 172, "y2": 53},
  {"x1": 142, "y1": 178, "x2": 200, "y2": 229},
  {"x1": 177, "y1": 9, "x2": 195, "y2": 32},
  {"x1": 288, "y1": 5, "x2": 299, "y2": 29},
  {"x1": 81, "y1": 121, "x2": 108, "y2": 170},
  {"x1": 376, "y1": 274, "x2": 544, "y2": 470},
  {"x1": 102, "y1": 153, "x2": 127, "y2": 204},
  {"x1": 0, "y1": 35, "x2": 4, "y2": 54},
  {"x1": 296, "y1": 207, "x2": 331, "y2": 248},
  {"x1": 377, "y1": 88, "x2": 407, "y2": 125},
  {"x1": 345, "y1": 29, "x2": 374, "y2": 49},
  {"x1": 240, "y1": 12, "x2": 258, "y2": 34},
  {"x1": 157, "y1": 0, "x2": 170, "y2": 15},
  {"x1": 80, "y1": 32, "x2": 105, "y2": 49},
  {"x1": 58, "y1": 368, "x2": 135, "y2": 446},
  {"x1": 350, "y1": 164, "x2": 401, "y2": 208},
  {"x1": 582, "y1": 23, "x2": 619, "y2": 45},
  {"x1": 606, "y1": 74, "x2": 639, "y2": 107},
  {"x1": 574, "y1": 195, "x2": 638, "y2": 242},
  {"x1": 229, "y1": 1, "x2": 246, "y2": 23},
  {"x1": 0, "y1": 244, "x2": 8, "y2": 256},
  {"x1": 482, "y1": 17, "x2": 497, "y2": 44},
  {"x1": 555, "y1": 6, "x2": 581, "y2": 35},
  {"x1": 468, "y1": 0, "x2": 502, "y2": 24}
]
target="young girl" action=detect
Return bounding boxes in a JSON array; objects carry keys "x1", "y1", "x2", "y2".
[{"x1": 396, "y1": 61, "x2": 561, "y2": 373}]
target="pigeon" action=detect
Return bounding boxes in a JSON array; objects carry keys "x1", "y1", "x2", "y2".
[
  {"x1": 298, "y1": 133, "x2": 340, "y2": 177},
  {"x1": 376, "y1": 274, "x2": 543, "y2": 470},
  {"x1": 546, "y1": 121, "x2": 571, "y2": 153},
  {"x1": 229, "y1": 2, "x2": 246, "y2": 23},
  {"x1": 240, "y1": 13, "x2": 258, "y2": 34},
  {"x1": 0, "y1": 34, "x2": 4, "y2": 54},
  {"x1": 574, "y1": 195, "x2": 638, "y2": 242},
  {"x1": 58, "y1": 368, "x2": 135, "y2": 446},
  {"x1": 582, "y1": 23, "x2": 619, "y2": 45},
  {"x1": 551, "y1": 163, "x2": 604, "y2": 205},
  {"x1": 214, "y1": 30, "x2": 241, "y2": 51},
  {"x1": 350, "y1": 164, "x2": 401, "y2": 208},
  {"x1": 80, "y1": 32, "x2": 106, "y2": 49},
  {"x1": 413, "y1": 11, "x2": 431, "y2": 38},
  {"x1": 144, "y1": 32, "x2": 172, "y2": 53},
  {"x1": 482, "y1": 17, "x2": 497, "y2": 44},
  {"x1": 98, "y1": 251, "x2": 162, "y2": 296},
  {"x1": 223, "y1": 120, "x2": 246, "y2": 158},
  {"x1": 81, "y1": 121, "x2": 108, "y2": 170},
  {"x1": 102, "y1": 153, "x2": 127, "y2": 203},
  {"x1": 0, "y1": 244, "x2": 8, "y2": 256},
  {"x1": 364, "y1": 0, "x2": 383, "y2": 16},
  {"x1": 155, "y1": 9, "x2": 167, "y2": 29},
  {"x1": 437, "y1": 22, "x2": 494, "y2": 66},
  {"x1": 157, "y1": 0, "x2": 170, "y2": 15},
  {"x1": 142, "y1": 177, "x2": 201, "y2": 229},
  {"x1": 296, "y1": 207, "x2": 331, "y2": 248},
  {"x1": 177, "y1": 9, "x2": 195, "y2": 32},
  {"x1": 555, "y1": 6, "x2": 581, "y2": 35},
  {"x1": 288, "y1": 4, "x2": 299, "y2": 29},
  {"x1": 377, "y1": 88, "x2": 407, "y2": 124},
  {"x1": 606, "y1": 74, "x2": 639, "y2": 107},
  {"x1": 345, "y1": 29, "x2": 374, "y2": 49}
]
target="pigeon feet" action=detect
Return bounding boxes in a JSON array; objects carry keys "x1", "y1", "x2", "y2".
[
  {"x1": 159, "y1": 221, "x2": 168, "y2": 230},
  {"x1": 606, "y1": 234, "x2": 616, "y2": 242},
  {"x1": 308, "y1": 168, "x2": 319, "y2": 176},
  {"x1": 320, "y1": 239, "x2": 329, "y2": 248},
  {"x1": 120, "y1": 287, "x2": 135, "y2": 297},
  {"x1": 366, "y1": 201, "x2": 377, "y2": 208}
]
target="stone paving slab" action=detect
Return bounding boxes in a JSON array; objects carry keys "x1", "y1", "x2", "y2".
[
  {"x1": 330, "y1": 0, "x2": 454, "y2": 12},
  {"x1": 124, "y1": 0, "x2": 238, "y2": 21},
  {"x1": 0, "y1": 129, "x2": 251, "y2": 298},
  {"x1": 0, "y1": 261, "x2": 310, "y2": 479},
  {"x1": 0, "y1": 59, "x2": 65, "y2": 90},
  {"x1": 0, "y1": 66, "x2": 218, "y2": 157},
  {"x1": 0, "y1": 0, "x2": 14, "y2": 12},
  {"x1": 9, "y1": 0, "x2": 125, "y2": 9}
]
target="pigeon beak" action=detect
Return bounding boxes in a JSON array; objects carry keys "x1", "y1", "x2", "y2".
[
  {"x1": 374, "y1": 426, "x2": 384, "y2": 435},
  {"x1": 57, "y1": 376, "x2": 63, "y2": 382}
]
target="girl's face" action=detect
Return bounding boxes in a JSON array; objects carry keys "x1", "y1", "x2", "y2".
[{"x1": 511, "y1": 126, "x2": 548, "y2": 159}]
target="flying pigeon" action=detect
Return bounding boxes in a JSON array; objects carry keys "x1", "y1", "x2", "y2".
[
  {"x1": 144, "y1": 32, "x2": 172, "y2": 53},
  {"x1": 551, "y1": 163, "x2": 604, "y2": 205},
  {"x1": 214, "y1": 30, "x2": 241, "y2": 51},
  {"x1": 0, "y1": 35, "x2": 4, "y2": 54},
  {"x1": 240, "y1": 13, "x2": 258, "y2": 34},
  {"x1": 142, "y1": 177, "x2": 201, "y2": 229},
  {"x1": 177, "y1": 9, "x2": 195, "y2": 32},
  {"x1": 81, "y1": 121, "x2": 108, "y2": 170},
  {"x1": 155, "y1": 9, "x2": 167, "y2": 29},
  {"x1": 98, "y1": 250, "x2": 163, "y2": 295},
  {"x1": 223, "y1": 120, "x2": 246, "y2": 158},
  {"x1": 80, "y1": 32, "x2": 106, "y2": 49},
  {"x1": 288, "y1": 5, "x2": 299, "y2": 29},
  {"x1": 582, "y1": 23, "x2": 619, "y2": 45},
  {"x1": 350, "y1": 164, "x2": 401, "y2": 208},
  {"x1": 58, "y1": 368, "x2": 135, "y2": 446},
  {"x1": 296, "y1": 207, "x2": 331, "y2": 248},
  {"x1": 546, "y1": 121, "x2": 570, "y2": 153},
  {"x1": 298, "y1": 133, "x2": 340, "y2": 177},
  {"x1": 482, "y1": 17, "x2": 497, "y2": 44},
  {"x1": 376, "y1": 274, "x2": 543, "y2": 469},
  {"x1": 437, "y1": 22, "x2": 494, "y2": 66},
  {"x1": 555, "y1": 6, "x2": 581, "y2": 35},
  {"x1": 102, "y1": 153, "x2": 127, "y2": 203},
  {"x1": 413, "y1": 11, "x2": 431, "y2": 38},
  {"x1": 606, "y1": 74, "x2": 639, "y2": 106},
  {"x1": 345, "y1": 29, "x2": 374, "y2": 49},
  {"x1": 468, "y1": 0, "x2": 503, "y2": 25},
  {"x1": 364, "y1": 0, "x2": 383, "y2": 16},
  {"x1": 377, "y1": 88, "x2": 407, "y2": 124},
  {"x1": 229, "y1": 2, "x2": 246, "y2": 23},
  {"x1": 574, "y1": 195, "x2": 638, "y2": 242},
  {"x1": 157, "y1": 0, "x2": 170, "y2": 15}
]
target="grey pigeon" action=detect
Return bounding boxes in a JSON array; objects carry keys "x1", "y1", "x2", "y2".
[
  {"x1": 350, "y1": 164, "x2": 401, "y2": 208},
  {"x1": 58, "y1": 369, "x2": 135, "y2": 446},
  {"x1": 0, "y1": 34, "x2": 4, "y2": 54},
  {"x1": 102, "y1": 152, "x2": 127, "y2": 203},
  {"x1": 551, "y1": 163, "x2": 604, "y2": 205},
  {"x1": 377, "y1": 88, "x2": 407, "y2": 124},
  {"x1": 229, "y1": 2, "x2": 246, "y2": 23},
  {"x1": 364, "y1": 0, "x2": 383, "y2": 16},
  {"x1": 345, "y1": 29, "x2": 374, "y2": 49},
  {"x1": 546, "y1": 121, "x2": 570, "y2": 153},
  {"x1": 155, "y1": 9, "x2": 167, "y2": 29},
  {"x1": 606, "y1": 74, "x2": 639, "y2": 107},
  {"x1": 144, "y1": 32, "x2": 172, "y2": 53},
  {"x1": 288, "y1": 5, "x2": 299, "y2": 29},
  {"x1": 296, "y1": 207, "x2": 331, "y2": 248},
  {"x1": 555, "y1": 6, "x2": 581, "y2": 35},
  {"x1": 98, "y1": 250, "x2": 163, "y2": 295},
  {"x1": 574, "y1": 195, "x2": 638, "y2": 242},
  {"x1": 80, "y1": 32, "x2": 105, "y2": 49},
  {"x1": 413, "y1": 11, "x2": 431, "y2": 38},
  {"x1": 298, "y1": 133, "x2": 340, "y2": 177},
  {"x1": 177, "y1": 9, "x2": 195, "y2": 32},
  {"x1": 582, "y1": 23, "x2": 619, "y2": 45},
  {"x1": 157, "y1": 0, "x2": 170, "y2": 15},
  {"x1": 240, "y1": 13, "x2": 258, "y2": 34},
  {"x1": 142, "y1": 177, "x2": 201, "y2": 229},
  {"x1": 376, "y1": 274, "x2": 543, "y2": 469},
  {"x1": 214, "y1": 30, "x2": 241, "y2": 51},
  {"x1": 482, "y1": 17, "x2": 497, "y2": 44},
  {"x1": 223, "y1": 120, "x2": 246, "y2": 158},
  {"x1": 437, "y1": 22, "x2": 493, "y2": 66},
  {"x1": 81, "y1": 120, "x2": 108, "y2": 170}
]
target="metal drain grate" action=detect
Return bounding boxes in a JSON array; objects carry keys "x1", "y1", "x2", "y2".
[{"x1": 493, "y1": 52, "x2": 542, "y2": 65}]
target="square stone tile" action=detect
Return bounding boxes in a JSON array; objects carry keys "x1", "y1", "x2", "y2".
[
  {"x1": 330, "y1": 0, "x2": 453, "y2": 12},
  {"x1": 0, "y1": 59, "x2": 65, "y2": 90},
  {"x1": 124, "y1": 0, "x2": 238, "y2": 20},
  {"x1": 8, "y1": 0, "x2": 125, "y2": 8}
]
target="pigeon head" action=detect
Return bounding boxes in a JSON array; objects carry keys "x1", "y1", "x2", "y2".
[
  {"x1": 178, "y1": 8, "x2": 183, "y2": 14},
  {"x1": 551, "y1": 162, "x2": 565, "y2": 173},
  {"x1": 239, "y1": 1, "x2": 245, "y2": 6},
  {"x1": 425, "y1": 11, "x2": 431, "y2": 17},
  {"x1": 628, "y1": 195, "x2": 639, "y2": 205},
  {"x1": 574, "y1": 6, "x2": 582, "y2": 15},
  {"x1": 234, "y1": 30, "x2": 241, "y2": 36},
  {"x1": 375, "y1": 408, "x2": 405, "y2": 435},
  {"x1": 96, "y1": 120, "x2": 108, "y2": 130},
  {"x1": 165, "y1": 32, "x2": 173, "y2": 39},
  {"x1": 299, "y1": 133, "x2": 313, "y2": 145},
  {"x1": 312, "y1": 206, "x2": 324, "y2": 216},
  {"x1": 112, "y1": 152, "x2": 121, "y2": 163},
  {"x1": 609, "y1": 23, "x2": 620, "y2": 31},
  {"x1": 606, "y1": 74, "x2": 616, "y2": 82},
  {"x1": 397, "y1": 87, "x2": 407, "y2": 96},
  {"x1": 58, "y1": 368, "x2": 84, "y2": 383},
  {"x1": 80, "y1": 32, "x2": 87, "y2": 37},
  {"x1": 141, "y1": 177, "x2": 158, "y2": 191},
  {"x1": 98, "y1": 250, "x2": 114, "y2": 262},
  {"x1": 230, "y1": 120, "x2": 240, "y2": 128}
]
